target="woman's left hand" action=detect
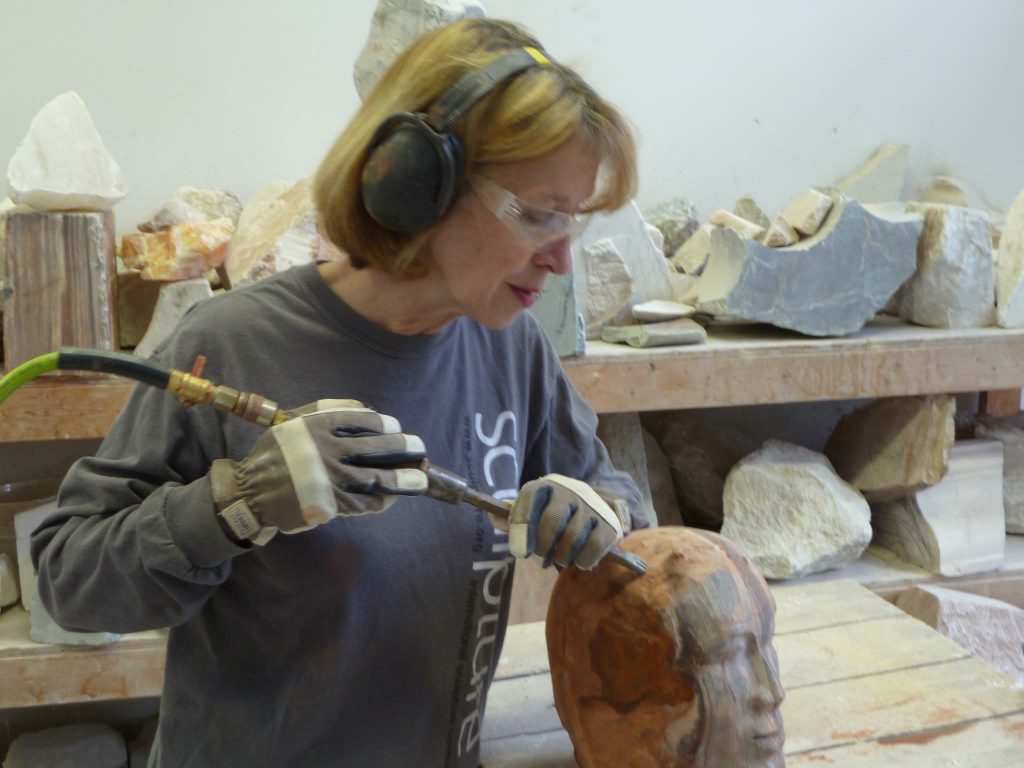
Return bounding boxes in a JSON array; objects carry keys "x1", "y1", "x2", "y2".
[{"x1": 505, "y1": 474, "x2": 626, "y2": 570}]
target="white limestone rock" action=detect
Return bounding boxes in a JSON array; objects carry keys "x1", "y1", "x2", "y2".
[
  {"x1": 721, "y1": 440, "x2": 872, "y2": 579},
  {"x1": 671, "y1": 223, "x2": 713, "y2": 275},
  {"x1": 641, "y1": 411, "x2": 757, "y2": 530},
  {"x1": 824, "y1": 395, "x2": 956, "y2": 502},
  {"x1": 895, "y1": 585, "x2": 1024, "y2": 685},
  {"x1": 995, "y1": 188, "x2": 1024, "y2": 327},
  {"x1": 3, "y1": 723, "x2": 127, "y2": 768},
  {"x1": 898, "y1": 202, "x2": 994, "y2": 328},
  {"x1": 139, "y1": 186, "x2": 243, "y2": 232},
  {"x1": 0, "y1": 553, "x2": 18, "y2": 608},
  {"x1": 7, "y1": 92, "x2": 126, "y2": 211},
  {"x1": 581, "y1": 238, "x2": 632, "y2": 334},
  {"x1": 631, "y1": 299, "x2": 696, "y2": 322},
  {"x1": 975, "y1": 413, "x2": 1024, "y2": 533},
  {"x1": 697, "y1": 200, "x2": 922, "y2": 336},
  {"x1": 596, "y1": 413, "x2": 655, "y2": 527},
  {"x1": 573, "y1": 201, "x2": 675, "y2": 338},
  {"x1": 643, "y1": 198, "x2": 700, "y2": 257},
  {"x1": 835, "y1": 143, "x2": 910, "y2": 203},
  {"x1": 354, "y1": 0, "x2": 486, "y2": 100},
  {"x1": 709, "y1": 209, "x2": 766, "y2": 240},
  {"x1": 871, "y1": 439, "x2": 1006, "y2": 576},
  {"x1": 601, "y1": 318, "x2": 706, "y2": 348},
  {"x1": 134, "y1": 278, "x2": 215, "y2": 359},
  {"x1": 780, "y1": 188, "x2": 834, "y2": 236}
]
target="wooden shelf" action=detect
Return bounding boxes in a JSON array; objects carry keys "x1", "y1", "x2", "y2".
[
  {"x1": 0, "y1": 375, "x2": 133, "y2": 443},
  {"x1": 564, "y1": 317, "x2": 1024, "y2": 413},
  {"x1": 3, "y1": 319, "x2": 1024, "y2": 441},
  {"x1": 0, "y1": 608, "x2": 165, "y2": 708}
]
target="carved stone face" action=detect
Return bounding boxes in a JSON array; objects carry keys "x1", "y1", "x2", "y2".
[{"x1": 546, "y1": 527, "x2": 785, "y2": 768}]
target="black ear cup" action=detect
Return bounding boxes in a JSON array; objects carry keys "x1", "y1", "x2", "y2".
[
  {"x1": 361, "y1": 113, "x2": 464, "y2": 234},
  {"x1": 359, "y1": 47, "x2": 549, "y2": 235}
]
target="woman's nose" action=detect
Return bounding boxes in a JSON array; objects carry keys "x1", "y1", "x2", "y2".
[{"x1": 534, "y1": 237, "x2": 572, "y2": 275}]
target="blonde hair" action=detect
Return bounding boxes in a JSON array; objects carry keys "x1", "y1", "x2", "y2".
[{"x1": 314, "y1": 17, "x2": 637, "y2": 276}]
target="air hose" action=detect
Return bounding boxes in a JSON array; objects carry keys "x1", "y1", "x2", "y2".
[{"x1": 0, "y1": 347, "x2": 285, "y2": 426}]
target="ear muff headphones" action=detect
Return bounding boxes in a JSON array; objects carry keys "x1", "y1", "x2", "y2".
[{"x1": 360, "y1": 46, "x2": 551, "y2": 234}]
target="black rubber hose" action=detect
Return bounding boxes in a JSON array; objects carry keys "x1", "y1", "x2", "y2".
[{"x1": 57, "y1": 347, "x2": 173, "y2": 390}]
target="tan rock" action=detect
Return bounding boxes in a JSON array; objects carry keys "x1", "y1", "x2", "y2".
[
  {"x1": 709, "y1": 209, "x2": 766, "y2": 240},
  {"x1": 641, "y1": 411, "x2": 757, "y2": 529},
  {"x1": 763, "y1": 214, "x2": 799, "y2": 247},
  {"x1": 824, "y1": 395, "x2": 955, "y2": 502},
  {"x1": 780, "y1": 189, "x2": 834, "y2": 236},
  {"x1": 670, "y1": 222, "x2": 712, "y2": 275},
  {"x1": 121, "y1": 218, "x2": 234, "y2": 281},
  {"x1": 996, "y1": 188, "x2": 1024, "y2": 327}
]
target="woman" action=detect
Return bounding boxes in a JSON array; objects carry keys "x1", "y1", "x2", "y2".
[{"x1": 32, "y1": 17, "x2": 645, "y2": 768}]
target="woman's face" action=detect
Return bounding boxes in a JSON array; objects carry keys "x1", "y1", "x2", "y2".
[{"x1": 425, "y1": 136, "x2": 599, "y2": 329}]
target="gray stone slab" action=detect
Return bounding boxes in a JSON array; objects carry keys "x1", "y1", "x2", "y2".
[
  {"x1": 600, "y1": 318, "x2": 706, "y2": 348},
  {"x1": 697, "y1": 199, "x2": 922, "y2": 336},
  {"x1": 529, "y1": 272, "x2": 584, "y2": 356}
]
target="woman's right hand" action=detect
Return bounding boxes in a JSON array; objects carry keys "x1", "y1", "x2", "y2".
[{"x1": 209, "y1": 400, "x2": 427, "y2": 545}]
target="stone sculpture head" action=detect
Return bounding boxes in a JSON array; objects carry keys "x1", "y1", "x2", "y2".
[{"x1": 546, "y1": 526, "x2": 785, "y2": 768}]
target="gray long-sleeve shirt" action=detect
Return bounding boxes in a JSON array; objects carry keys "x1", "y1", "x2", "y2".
[{"x1": 31, "y1": 262, "x2": 644, "y2": 768}]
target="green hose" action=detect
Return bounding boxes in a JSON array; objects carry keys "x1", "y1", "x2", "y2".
[{"x1": 0, "y1": 352, "x2": 60, "y2": 406}]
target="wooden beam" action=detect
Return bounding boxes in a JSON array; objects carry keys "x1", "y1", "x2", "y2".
[{"x1": 0, "y1": 376, "x2": 133, "y2": 443}]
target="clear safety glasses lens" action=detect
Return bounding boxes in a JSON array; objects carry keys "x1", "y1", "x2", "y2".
[{"x1": 469, "y1": 176, "x2": 590, "y2": 250}]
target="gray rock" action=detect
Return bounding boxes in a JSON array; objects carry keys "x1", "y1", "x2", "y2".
[
  {"x1": 642, "y1": 198, "x2": 699, "y2": 257},
  {"x1": 899, "y1": 203, "x2": 994, "y2": 328},
  {"x1": 529, "y1": 272, "x2": 584, "y2": 356},
  {"x1": 596, "y1": 413, "x2": 655, "y2": 526},
  {"x1": 580, "y1": 238, "x2": 633, "y2": 334},
  {"x1": 3, "y1": 723, "x2": 127, "y2": 768},
  {"x1": 697, "y1": 199, "x2": 922, "y2": 336},
  {"x1": 721, "y1": 440, "x2": 872, "y2": 579}
]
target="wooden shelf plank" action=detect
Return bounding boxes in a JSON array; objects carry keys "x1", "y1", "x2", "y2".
[
  {"x1": 0, "y1": 376, "x2": 133, "y2": 443},
  {"x1": 564, "y1": 318, "x2": 1024, "y2": 413}
]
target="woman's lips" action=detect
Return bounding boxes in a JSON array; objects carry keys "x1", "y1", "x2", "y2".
[{"x1": 509, "y1": 284, "x2": 541, "y2": 308}]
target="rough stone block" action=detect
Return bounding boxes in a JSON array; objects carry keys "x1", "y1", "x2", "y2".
[
  {"x1": 134, "y1": 278, "x2": 215, "y2": 359},
  {"x1": 895, "y1": 585, "x2": 1024, "y2": 684},
  {"x1": 824, "y1": 395, "x2": 955, "y2": 502},
  {"x1": 643, "y1": 198, "x2": 700, "y2": 257},
  {"x1": 721, "y1": 440, "x2": 872, "y2": 579},
  {"x1": 354, "y1": 0, "x2": 485, "y2": 100},
  {"x1": 573, "y1": 201, "x2": 674, "y2": 337},
  {"x1": 121, "y1": 219, "x2": 233, "y2": 281},
  {"x1": 596, "y1": 413, "x2": 655, "y2": 527},
  {"x1": 670, "y1": 222, "x2": 712, "y2": 275},
  {"x1": 580, "y1": 238, "x2": 632, "y2": 335},
  {"x1": 6, "y1": 91, "x2": 126, "y2": 211},
  {"x1": 697, "y1": 199, "x2": 921, "y2": 336},
  {"x1": 871, "y1": 439, "x2": 1006, "y2": 576},
  {"x1": 899, "y1": 202, "x2": 994, "y2": 329},
  {"x1": 529, "y1": 272, "x2": 584, "y2": 357}
]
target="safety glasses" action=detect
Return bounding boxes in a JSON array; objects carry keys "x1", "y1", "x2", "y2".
[{"x1": 468, "y1": 176, "x2": 590, "y2": 251}]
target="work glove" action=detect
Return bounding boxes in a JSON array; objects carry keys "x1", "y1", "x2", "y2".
[
  {"x1": 210, "y1": 399, "x2": 427, "y2": 545},
  {"x1": 505, "y1": 474, "x2": 628, "y2": 570}
]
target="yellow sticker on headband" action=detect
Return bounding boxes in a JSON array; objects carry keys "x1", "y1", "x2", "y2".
[{"x1": 524, "y1": 47, "x2": 550, "y2": 65}]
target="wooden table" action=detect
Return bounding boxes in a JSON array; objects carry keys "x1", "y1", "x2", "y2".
[{"x1": 481, "y1": 581, "x2": 1024, "y2": 767}]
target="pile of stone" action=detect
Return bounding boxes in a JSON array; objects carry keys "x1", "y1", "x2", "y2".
[
  {"x1": 640, "y1": 143, "x2": 1023, "y2": 338},
  {"x1": 640, "y1": 393, "x2": 1012, "y2": 581}
]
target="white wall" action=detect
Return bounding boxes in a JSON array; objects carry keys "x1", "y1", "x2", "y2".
[{"x1": 2, "y1": 0, "x2": 1022, "y2": 232}]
